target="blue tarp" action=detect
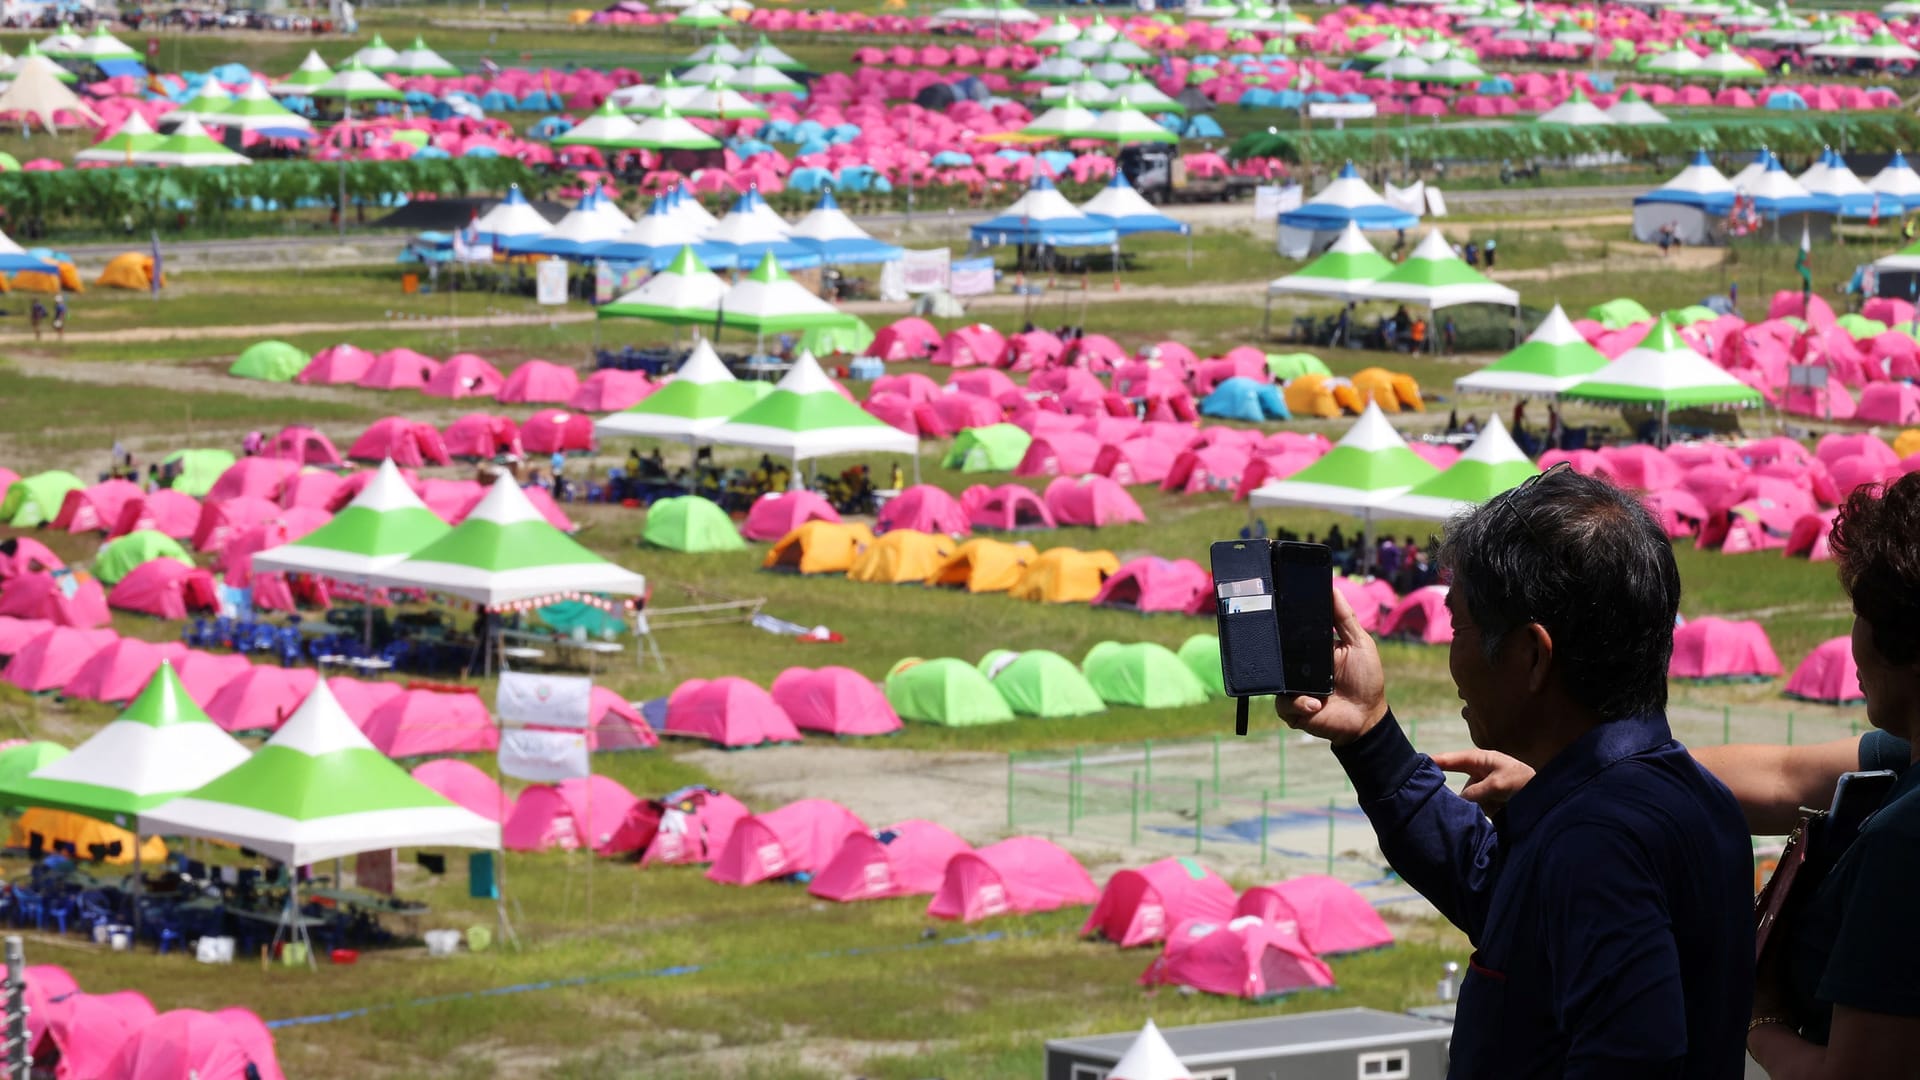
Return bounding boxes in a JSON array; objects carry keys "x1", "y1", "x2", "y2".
[
  {"x1": 1200, "y1": 377, "x2": 1290, "y2": 422},
  {"x1": 1766, "y1": 91, "x2": 1807, "y2": 110},
  {"x1": 96, "y1": 59, "x2": 145, "y2": 79}
]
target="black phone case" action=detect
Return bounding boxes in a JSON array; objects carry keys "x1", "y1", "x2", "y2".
[{"x1": 1209, "y1": 540, "x2": 1286, "y2": 699}]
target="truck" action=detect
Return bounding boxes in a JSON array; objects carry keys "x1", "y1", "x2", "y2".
[{"x1": 1118, "y1": 145, "x2": 1258, "y2": 205}]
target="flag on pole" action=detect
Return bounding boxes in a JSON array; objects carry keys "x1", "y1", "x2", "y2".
[
  {"x1": 149, "y1": 229, "x2": 163, "y2": 298},
  {"x1": 1795, "y1": 220, "x2": 1812, "y2": 301}
]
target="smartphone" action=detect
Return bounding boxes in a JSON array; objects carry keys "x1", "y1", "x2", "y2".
[
  {"x1": 1209, "y1": 539, "x2": 1285, "y2": 704},
  {"x1": 1274, "y1": 542, "x2": 1335, "y2": 698}
]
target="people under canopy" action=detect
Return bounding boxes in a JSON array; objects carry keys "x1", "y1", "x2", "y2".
[
  {"x1": 969, "y1": 176, "x2": 1119, "y2": 247},
  {"x1": 594, "y1": 338, "x2": 770, "y2": 441},
  {"x1": 1268, "y1": 221, "x2": 1393, "y2": 304},
  {"x1": 1560, "y1": 314, "x2": 1765, "y2": 441},
  {"x1": 700, "y1": 350, "x2": 918, "y2": 463},
  {"x1": 1277, "y1": 161, "x2": 1418, "y2": 258},
  {"x1": 1453, "y1": 303, "x2": 1609, "y2": 397}
]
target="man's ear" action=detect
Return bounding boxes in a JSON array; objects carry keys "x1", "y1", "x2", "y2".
[{"x1": 1514, "y1": 622, "x2": 1553, "y2": 695}]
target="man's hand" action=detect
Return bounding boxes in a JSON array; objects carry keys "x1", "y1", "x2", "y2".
[
  {"x1": 1274, "y1": 588, "x2": 1387, "y2": 747},
  {"x1": 1430, "y1": 749, "x2": 1535, "y2": 812}
]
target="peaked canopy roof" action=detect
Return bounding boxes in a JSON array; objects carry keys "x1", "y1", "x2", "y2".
[
  {"x1": 701, "y1": 351, "x2": 917, "y2": 459},
  {"x1": 251, "y1": 459, "x2": 450, "y2": 579},
  {"x1": 1385, "y1": 416, "x2": 1539, "y2": 520},
  {"x1": 1280, "y1": 162, "x2": 1418, "y2": 232},
  {"x1": 1636, "y1": 149, "x2": 1735, "y2": 210},
  {"x1": 0, "y1": 662, "x2": 250, "y2": 827},
  {"x1": 594, "y1": 339, "x2": 772, "y2": 440},
  {"x1": 1562, "y1": 316, "x2": 1765, "y2": 410},
  {"x1": 719, "y1": 254, "x2": 857, "y2": 333},
  {"x1": 971, "y1": 176, "x2": 1118, "y2": 246},
  {"x1": 1249, "y1": 401, "x2": 1438, "y2": 512},
  {"x1": 366, "y1": 476, "x2": 647, "y2": 606},
  {"x1": 1079, "y1": 171, "x2": 1188, "y2": 236},
  {"x1": 0, "y1": 55, "x2": 101, "y2": 133},
  {"x1": 1107, "y1": 1020, "x2": 1191, "y2": 1080},
  {"x1": 1454, "y1": 303, "x2": 1609, "y2": 397},
  {"x1": 472, "y1": 185, "x2": 554, "y2": 242},
  {"x1": 1268, "y1": 221, "x2": 1393, "y2": 301},
  {"x1": 139, "y1": 681, "x2": 499, "y2": 866},
  {"x1": 598, "y1": 244, "x2": 730, "y2": 324},
  {"x1": 789, "y1": 190, "x2": 906, "y2": 263},
  {"x1": 1364, "y1": 229, "x2": 1519, "y2": 309},
  {"x1": 272, "y1": 49, "x2": 335, "y2": 93}
]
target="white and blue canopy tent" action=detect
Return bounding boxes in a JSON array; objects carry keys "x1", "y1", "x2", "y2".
[
  {"x1": 1277, "y1": 161, "x2": 1420, "y2": 258},
  {"x1": 1077, "y1": 170, "x2": 1192, "y2": 267},
  {"x1": 788, "y1": 190, "x2": 905, "y2": 266},
  {"x1": 968, "y1": 175, "x2": 1119, "y2": 247},
  {"x1": 702, "y1": 187, "x2": 823, "y2": 270},
  {"x1": 471, "y1": 185, "x2": 554, "y2": 246},
  {"x1": 497, "y1": 188, "x2": 630, "y2": 260},
  {"x1": 592, "y1": 195, "x2": 735, "y2": 269},
  {"x1": 1798, "y1": 147, "x2": 1882, "y2": 218},
  {"x1": 1633, "y1": 149, "x2": 1734, "y2": 244},
  {"x1": 1868, "y1": 150, "x2": 1920, "y2": 212}
]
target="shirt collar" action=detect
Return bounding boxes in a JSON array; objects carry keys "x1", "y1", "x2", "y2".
[{"x1": 1501, "y1": 713, "x2": 1675, "y2": 841}]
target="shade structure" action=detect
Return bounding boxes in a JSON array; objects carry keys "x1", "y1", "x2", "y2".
[
  {"x1": 1693, "y1": 42, "x2": 1767, "y2": 78},
  {"x1": 500, "y1": 188, "x2": 630, "y2": 260},
  {"x1": 472, "y1": 185, "x2": 553, "y2": 245},
  {"x1": 744, "y1": 34, "x2": 804, "y2": 70},
  {"x1": 1798, "y1": 148, "x2": 1879, "y2": 218},
  {"x1": 1364, "y1": 229, "x2": 1519, "y2": 309},
  {"x1": 1084, "y1": 100, "x2": 1177, "y2": 145},
  {"x1": 1079, "y1": 171, "x2": 1189, "y2": 236},
  {"x1": 309, "y1": 60, "x2": 405, "y2": 103},
  {"x1": 346, "y1": 34, "x2": 399, "y2": 69},
  {"x1": 1383, "y1": 416, "x2": 1539, "y2": 519},
  {"x1": 169, "y1": 82, "x2": 233, "y2": 124},
  {"x1": 727, "y1": 58, "x2": 801, "y2": 93},
  {"x1": 679, "y1": 77, "x2": 768, "y2": 120},
  {"x1": 1279, "y1": 162, "x2": 1418, "y2": 232},
  {"x1": 593, "y1": 196, "x2": 729, "y2": 269},
  {"x1": 0, "y1": 662, "x2": 249, "y2": 827},
  {"x1": 627, "y1": 104, "x2": 723, "y2": 150},
  {"x1": 1634, "y1": 148, "x2": 1737, "y2": 237},
  {"x1": 703, "y1": 188, "x2": 821, "y2": 271},
  {"x1": 250, "y1": 460, "x2": 450, "y2": 580},
  {"x1": 719, "y1": 255, "x2": 857, "y2": 334},
  {"x1": 553, "y1": 98, "x2": 648, "y2": 150},
  {"x1": 1250, "y1": 401, "x2": 1438, "y2": 513},
  {"x1": 1742, "y1": 151, "x2": 1832, "y2": 218},
  {"x1": 139, "y1": 681, "x2": 499, "y2": 866},
  {"x1": 206, "y1": 79, "x2": 314, "y2": 137},
  {"x1": 74, "y1": 112, "x2": 162, "y2": 164},
  {"x1": 141, "y1": 116, "x2": 251, "y2": 167},
  {"x1": 366, "y1": 476, "x2": 646, "y2": 607},
  {"x1": 1866, "y1": 150, "x2": 1920, "y2": 211},
  {"x1": 594, "y1": 339, "x2": 771, "y2": 440},
  {"x1": 700, "y1": 351, "x2": 918, "y2": 459},
  {"x1": 388, "y1": 36, "x2": 461, "y2": 77},
  {"x1": 1536, "y1": 88, "x2": 1614, "y2": 126},
  {"x1": 1562, "y1": 316, "x2": 1766, "y2": 411},
  {"x1": 0, "y1": 55, "x2": 99, "y2": 132},
  {"x1": 598, "y1": 245, "x2": 729, "y2": 325},
  {"x1": 970, "y1": 176, "x2": 1118, "y2": 247},
  {"x1": 788, "y1": 190, "x2": 904, "y2": 265},
  {"x1": 1605, "y1": 87, "x2": 1669, "y2": 125},
  {"x1": 1021, "y1": 95, "x2": 1099, "y2": 139},
  {"x1": 1268, "y1": 221, "x2": 1392, "y2": 301},
  {"x1": 1454, "y1": 303, "x2": 1609, "y2": 397},
  {"x1": 271, "y1": 49, "x2": 335, "y2": 94}
]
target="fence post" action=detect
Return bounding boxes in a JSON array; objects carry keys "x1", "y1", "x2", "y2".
[
  {"x1": 1193, "y1": 780, "x2": 1204, "y2": 856},
  {"x1": 1723, "y1": 705, "x2": 1731, "y2": 745},
  {"x1": 1211, "y1": 734, "x2": 1222, "y2": 804},
  {"x1": 1277, "y1": 732, "x2": 1288, "y2": 798},
  {"x1": 1326, "y1": 798, "x2": 1336, "y2": 876},
  {"x1": 1259, "y1": 791, "x2": 1270, "y2": 869},
  {"x1": 1130, "y1": 771, "x2": 1140, "y2": 847},
  {"x1": 1144, "y1": 738, "x2": 1154, "y2": 812}
]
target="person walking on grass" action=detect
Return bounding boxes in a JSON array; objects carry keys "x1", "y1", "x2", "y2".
[
  {"x1": 28, "y1": 298, "x2": 44, "y2": 341},
  {"x1": 52, "y1": 294, "x2": 66, "y2": 342}
]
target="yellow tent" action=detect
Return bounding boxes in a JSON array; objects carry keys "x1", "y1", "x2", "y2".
[
  {"x1": 9, "y1": 809, "x2": 167, "y2": 865},
  {"x1": 1391, "y1": 372, "x2": 1424, "y2": 411},
  {"x1": 12, "y1": 261, "x2": 82, "y2": 293},
  {"x1": 1351, "y1": 368, "x2": 1403, "y2": 414},
  {"x1": 1895, "y1": 429, "x2": 1920, "y2": 460},
  {"x1": 96, "y1": 252, "x2": 161, "y2": 291},
  {"x1": 1008, "y1": 548, "x2": 1120, "y2": 604},
  {"x1": 924, "y1": 538, "x2": 1037, "y2": 593},
  {"x1": 848, "y1": 529, "x2": 954, "y2": 584},
  {"x1": 763, "y1": 521, "x2": 875, "y2": 575},
  {"x1": 568, "y1": 7, "x2": 595, "y2": 21},
  {"x1": 1283, "y1": 374, "x2": 1342, "y2": 419}
]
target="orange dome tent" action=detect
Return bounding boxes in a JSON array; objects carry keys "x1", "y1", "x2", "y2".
[
  {"x1": 1282, "y1": 374, "x2": 1342, "y2": 418},
  {"x1": 8, "y1": 809, "x2": 166, "y2": 865},
  {"x1": 96, "y1": 252, "x2": 161, "y2": 291},
  {"x1": 12, "y1": 259, "x2": 82, "y2": 294}
]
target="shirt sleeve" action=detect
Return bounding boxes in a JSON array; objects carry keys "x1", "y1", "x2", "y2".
[
  {"x1": 1539, "y1": 824, "x2": 1689, "y2": 1079},
  {"x1": 1857, "y1": 730, "x2": 1913, "y2": 775},
  {"x1": 1332, "y1": 711, "x2": 1502, "y2": 940},
  {"x1": 1817, "y1": 820, "x2": 1920, "y2": 1017}
]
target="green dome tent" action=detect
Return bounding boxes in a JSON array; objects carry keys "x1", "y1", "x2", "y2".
[
  {"x1": 0, "y1": 741, "x2": 67, "y2": 792},
  {"x1": 161, "y1": 449, "x2": 238, "y2": 498},
  {"x1": 1176, "y1": 633, "x2": 1226, "y2": 698},
  {"x1": 1, "y1": 470, "x2": 83, "y2": 527},
  {"x1": 884, "y1": 657, "x2": 1014, "y2": 726},
  {"x1": 1083, "y1": 641, "x2": 1211, "y2": 708},
  {"x1": 979, "y1": 649, "x2": 1106, "y2": 718},
  {"x1": 641, "y1": 495, "x2": 745, "y2": 552},
  {"x1": 799, "y1": 318, "x2": 875, "y2": 358},
  {"x1": 1586, "y1": 298, "x2": 1653, "y2": 330},
  {"x1": 1666, "y1": 305, "x2": 1720, "y2": 327},
  {"x1": 228, "y1": 340, "x2": 312, "y2": 382},
  {"x1": 941, "y1": 424, "x2": 1033, "y2": 473},
  {"x1": 95, "y1": 530, "x2": 193, "y2": 585},
  {"x1": 1265, "y1": 352, "x2": 1333, "y2": 380}
]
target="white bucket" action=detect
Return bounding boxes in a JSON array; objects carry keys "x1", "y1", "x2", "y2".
[
  {"x1": 424, "y1": 929, "x2": 461, "y2": 958},
  {"x1": 195, "y1": 936, "x2": 234, "y2": 965},
  {"x1": 108, "y1": 930, "x2": 131, "y2": 952},
  {"x1": 91, "y1": 924, "x2": 109, "y2": 945}
]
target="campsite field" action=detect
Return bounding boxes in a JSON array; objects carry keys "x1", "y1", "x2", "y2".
[{"x1": 0, "y1": 185, "x2": 1876, "y2": 1075}]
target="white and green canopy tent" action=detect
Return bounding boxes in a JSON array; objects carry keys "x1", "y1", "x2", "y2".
[
  {"x1": 141, "y1": 116, "x2": 250, "y2": 167},
  {"x1": 719, "y1": 254, "x2": 859, "y2": 337},
  {"x1": 627, "y1": 104, "x2": 723, "y2": 150},
  {"x1": 1453, "y1": 303, "x2": 1609, "y2": 397},
  {"x1": 346, "y1": 34, "x2": 400, "y2": 69},
  {"x1": 388, "y1": 36, "x2": 461, "y2": 78},
  {"x1": 1560, "y1": 315, "x2": 1764, "y2": 440},
  {"x1": 598, "y1": 245, "x2": 729, "y2": 325},
  {"x1": 686, "y1": 32, "x2": 747, "y2": 65},
  {"x1": 1267, "y1": 221, "x2": 1393, "y2": 301},
  {"x1": 250, "y1": 458, "x2": 451, "y2": 620},
  {"x1": 168, "y1": 80, "x2": 232, "y2": 123},
  {"x1": 679, "y1": 77, "x2": 769, "y2": 120},
  {"x1": 209, "y1": 79, "x2": 315, "y2": 136},
  {"x1": 271, "y1": 50, "x2": 335, "y2": 95},
  {"x1": 1383, "y1": 416, "x2": 1539, "y2": 520},
  {"x1": 726, "y1": 59, "x2": 803, "y2": 94},
  {"x1": 1085, "y1": 100, "x2": 1178, "y2": 145},
  {"x1": 554, "y1": 98, "x2": 649, "y2": 150},
  {"x1": 1020, "y1": 95, "x2": 1100, "y2": 139},
  {"x1": 74, "y1": 112, "x2": 163, "y2": 163},
  {"x1": 594, "y1": 339, "x2": 772, "y2": 441},
  {"x1": 1249, "y1": 401, "x2": 1439, "y2": 565},
  {"x1": 38, "y1": 23, "x2": 84, "y2": 59},
  {"x1": 140, "y1": 681, "x2": 501, "y2": 963},
  {"x1": 1364, "y1": 229, "x2": 1519, "y2": 310},
  {"x1": 367, "y1": 476, "x2": 647, "y2": 609},
  {"x1": 743, "y1": 34, "x2": 805, "y2": 70},
  {"x1": 72, "y1": 25, "x2": 139, "y2": 63},
  {"x1": 700, "y1": 351, "x2": 919, "y2": 477},
  {"x1": 310, "y1": 60, "x2": 405, "y2": 105},
  {"x1": 0, "y1": 661, "x2": 249, "y2": 828}
]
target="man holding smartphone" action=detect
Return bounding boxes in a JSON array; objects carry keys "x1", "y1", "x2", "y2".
[{"x1": 1275, "y1": 468, "x2": 1753, "y2": 1078}]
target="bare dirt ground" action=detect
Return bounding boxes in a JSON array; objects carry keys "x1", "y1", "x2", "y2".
[{"x1": 0, "y1": 310, "x2": 594, "y2": 348}]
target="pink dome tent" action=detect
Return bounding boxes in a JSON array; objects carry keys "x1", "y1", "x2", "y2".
[
  {"x1": 587, "y1": 687, "x2": 659, "y2": 751},
  {"x1": 875, "y1": 484, "x2": 969, "y2": 535},
  {"x1": 664, "y1": 676, "x2": 803, "y2": 748},
  {"x1": 0, "y1": 572, "x2": 111, "y2": 628},
  {"x1": 927, "y1": 836, "x2": 1099, "y2": 922},
  {"x1": 570, "y1": 369, "x2": 654, "y2": 412},
  {"x1": 263, "y1": 426, "x2": 343, "y2": 468},
  {"x1": 21, "y1": 965, "x2": 76, "y2": 1058},
  {"x1": 1014, "y1": 431, "x2": 1102, "y2": 477},
  {"x1": 932, "y1": 324, "x2": 1007, "y2": 368},
  {"x1": 1857, "y1": 382, "x2": 1920, "y2": 425},
  {"x1": 770, "y1": 665, "x2": 901, "y2": 736},
  {"x1": 867, "y1": 317, "x2": 942, "y2": 362},
  {"x1": 497, "y1": 360, "x2": 582, "y2": 404},
  {"x1": 297, "y1": 344, "x2": 375, "y2": 386},
  {"x1": 0, "y1": 539, "x2": 62, "y2": 581},
  {"x1": 362, "y1": 688, "x2": 499, "y2": 758},
  {"x1": 1786, "y1": 510, "x2": 1838, "y2": 561},
  {"x1": 742, "y1": 490, "x2": 842, "y2": 543},
  {"x1": 42, "y1": 990, "x2": 158, "y2": 1080},
  {"x1": 207, "y1": 458, "x2": 301, "y2": 503},
  {"x1": 347, "y1": 418, "x2": 452, "y2": 467},
  {"x1": 0, "y1": 617, "x2": 51, "y2": 657},
  {"x1": 808, "y1": 819, "x2": 972, "y2": 902},
  {"x1": 1163, "y1": 444, "x2": 1252, "y2": 494},
  {"x1": 110, "y1": 490, "x2": 201, "y2": 540},
  {"x1": 423, "y1": 353, "x2": 506, "y2": 400},
  {"x1": 443, "y1": 414, "x2": 522, "y2": 460},
  {"x1": 60, "y1": 638, "x2": 188, "y2": 704},
  {"x1": 193, "y1": 496, "x2": 281, "y2": 553},
  {"x1": 410, "y1": 759, "x2": 507, "y2": 822},
  {"x1": 203, "y1": 666, "x2": 317, "y2": 732},
  {"x1": 1044, "y1": 475, "x2": 1146, "y2": 527},
  {"x1": 1234, "y1": 874, "x2": 1396, "y2": 956},
  {"x1": 1092, "y1": 557, "x2": 1210, "y2": 614},
  {"x1": 1640, "y1": 490, "x2": 1710, "y2": 540},
  {"x1": 502, "y1": 775, "x2": 641, "y2": 854},
  {"x1": 172, "y1": 651, "x2": 252, "y2": 706},
  {"x1": 1670, "y1": 617, "x2": 1782, "y2": 680},
  {"x1": 1140, "y1": 916, "x2": 1337, "y2": 1000},
  {"x1": 1380, "y1": 586, "x2": 1452, "y2": 644},
  {"x1": 324, "y1": 676, "x2": 404, "y2": 728},
  {"x1": 1083, "y1": 857, "x2": 1238, "y2": 948},
  {"x1": 52, "y1": 479, "x2": 143, "y2": 534},
  {"x1": 359, "y1": 348, "x2": 441, "y2": 391},
  {"x1": 278, "y1": 470, "x2": 346, "y2": 511},
  {"x1": 520, "y1": 409, "x2": 596, "y2": 455},
  {"x1": 1, "y1": 627, "x2": 117, "y2": 694},
  {"x1": 1785, "y1": 636, "x2": 1864, "y2": 705},
  {"x1": 707, "y1": 798, "x2": 868, "y2": 885},
  {"x1": 628, "y1": 787, "x2": 752, "y2": 866},
  {"x1": 101, "y1": 1007, "x2": 285, "y2": 1080},
  {"x1": 968, "y1": 483, "x2": 1056, "y2": 531}
]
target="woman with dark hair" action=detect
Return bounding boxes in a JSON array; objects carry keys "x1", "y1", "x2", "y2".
[{"x1": 1748, "y1": 473, "x2": 1920, "y2": 1077}]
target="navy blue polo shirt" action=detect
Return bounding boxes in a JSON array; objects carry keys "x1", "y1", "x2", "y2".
[{"x1": 1335, "y1": 712, "x2": 1753, "y2": 1079}]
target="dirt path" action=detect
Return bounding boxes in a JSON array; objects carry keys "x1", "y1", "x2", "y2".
[{"x1": 0, "y1": 310, "x2": 595, "y2": 348}]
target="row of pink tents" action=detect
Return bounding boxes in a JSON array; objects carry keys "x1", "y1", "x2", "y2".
[
  {"x1": 294, "y1": 346, "x2": 654, "y2": 414},
  {"x1": 659, "y1": 668, "x2": 904, "y2": 749},
  {"x1": 23, "y1": 964, "x2": 282, "y2": 1080}
]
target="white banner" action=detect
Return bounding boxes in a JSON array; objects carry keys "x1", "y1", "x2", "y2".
[
  {"x1": 1384, "y1": 180, "x2": 1427, "y2": 218},
  {"x1": 949, "y1": 256, "x2": 995, "y2": 298},
  {"x1": 1254, "y1": 184, "x2": 1301, "y2": 223},
  {"x1": 901, "y1": 248, "x2": 950, "y2": 294},
  {"x1": 878, "y1": 258, "x2": 908, "y2": 303},
  {"x1": 497, "y1": 671, "x2": 592, "y2": 729},
  {"x1": 1425, "y1": 186, "x2": 1449, "y2": 219},
  {"x1": 1307, "y1": 102, "x2": 1377, "y2": 120},
  {"x1": 536, "y1": 258, "x2": 569, "y2": 305},
  {"x1": 498, "y1": 728, "x2": 590, "y2": 783}
]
